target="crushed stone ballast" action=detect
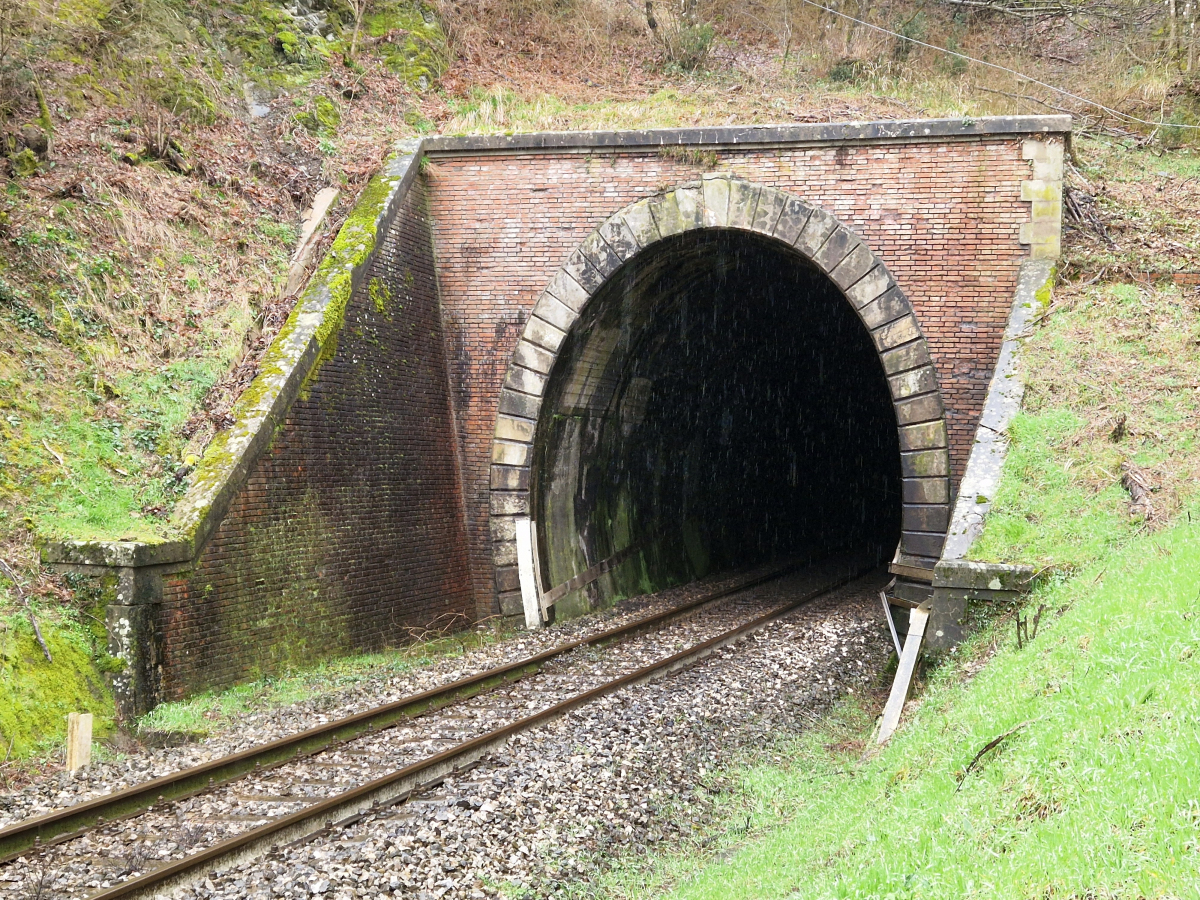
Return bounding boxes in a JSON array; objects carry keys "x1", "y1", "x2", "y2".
[{"x1": 0, "y1": 554, "x2": 878, "y2": 899}]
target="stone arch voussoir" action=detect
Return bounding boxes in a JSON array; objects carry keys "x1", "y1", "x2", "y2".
[{"x1": 488, "y1": 175, "x2": 951, "y2": 611}]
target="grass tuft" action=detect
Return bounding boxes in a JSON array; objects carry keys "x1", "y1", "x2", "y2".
[{"x1": 137, "y1": 625, "x2": 509, "y2": 738}]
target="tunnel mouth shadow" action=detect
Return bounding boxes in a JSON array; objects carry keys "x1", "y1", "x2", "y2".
[{"x1": 531, "y1": 228, "x2": 903, "y2": 618}]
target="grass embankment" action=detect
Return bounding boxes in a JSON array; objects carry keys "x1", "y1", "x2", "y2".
[{"x1": 613, "y1": 519, "x2": 1200, "y2": 899}]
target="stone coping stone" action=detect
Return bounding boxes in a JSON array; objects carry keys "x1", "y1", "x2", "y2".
[
  {"x1": 940, "y1": 258, "x2": 1055, "y2": 563},
  {"x1": 422, "y1": 116, "x2": 1071, "y2": 154},
  {"x1": 933, "y1": 559, "x2": 1036, "y2": 593},
  {"x1": 41, "y1": 539, "x2": 195, "y2": 568}
]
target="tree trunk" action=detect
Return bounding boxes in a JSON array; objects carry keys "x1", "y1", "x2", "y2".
[
  {"x1": 1188, "y1": 0, "x2": 1197, "y2": 72},
  {"x1": 1170, "y1": 0, "x2": 1180, "y2": 66},
  {"x1": 350, "y1": 1, "x2": 366, "y2": 60}
]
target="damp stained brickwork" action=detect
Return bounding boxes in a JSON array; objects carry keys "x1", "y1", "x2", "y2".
[
  {"x1": 157, "y1": 179, "x2": 473, "y2": 698},
  {"x1": 426, "y1": 140, "x2": 1031, "y2": 616}
]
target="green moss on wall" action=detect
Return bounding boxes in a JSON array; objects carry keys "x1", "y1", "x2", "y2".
[
  {"x1": 1034, "y1": 266, "x2": 1055, "y2": 312},
  {"x1": 369, "y1": 277, "x2": 395, "y2": 319},
  {"x1": 0, "y1": 617, "x2": 114, "y2": 758},
  {"x1": 179, "y1": 157, "x2": 405, "y2": 530}
]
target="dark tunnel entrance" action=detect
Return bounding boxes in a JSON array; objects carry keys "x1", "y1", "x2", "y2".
[{"x1": 532, "y1": 229, "x2": 903, "y2": 618}]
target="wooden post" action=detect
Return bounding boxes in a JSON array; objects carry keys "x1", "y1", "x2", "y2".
[
  {"x1": 877, "y1": 602, "x2": 930, "y2": 744},
  {"x1": 285, "y1": 187, "x2": 340, "y2": 295},
  {"x1": 66, "y1": 712, "x2": 93, "y2": 774}
]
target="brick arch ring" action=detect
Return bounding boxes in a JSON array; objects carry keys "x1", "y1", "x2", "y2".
[{"x1": 488, "y1": 175, "x2": 952, "y2": 617}]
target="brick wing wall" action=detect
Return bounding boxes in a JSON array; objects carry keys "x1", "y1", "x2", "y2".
[
  {"x1": 426, "y1": 140, "x2": 1030, "y2": 614},
  {"x1": 158, "y1": 180, "x2": 473, "y2": 698}
]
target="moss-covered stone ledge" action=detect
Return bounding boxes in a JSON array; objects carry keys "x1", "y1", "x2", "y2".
[{"x1": 40, "y1": 139, "x2": 425, "y2": 719}]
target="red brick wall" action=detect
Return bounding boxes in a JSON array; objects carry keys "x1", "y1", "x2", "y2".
[
  {"x1": 158, "y1": 181, "x2": 474, "y2": 698},
  {"x1": 426, "y1": 140, "x2": 1031, "y2": 614}
]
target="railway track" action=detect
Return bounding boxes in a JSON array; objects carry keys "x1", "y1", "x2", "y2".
[{"x1": 0, "y1": 553, "x2": 876, "y2": 899}]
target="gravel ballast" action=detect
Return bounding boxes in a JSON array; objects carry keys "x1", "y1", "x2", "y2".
[
  {"x1": 1, "y1": 564, "x2": 892, "y2": 899},
  {"x1": 177, "y1": 572, "x2": 891, "y2": 900}
]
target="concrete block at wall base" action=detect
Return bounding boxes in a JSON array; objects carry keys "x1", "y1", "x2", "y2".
[
  {"x1": 926, "y1": 588, "x2": 968, "y2": 652},
  {"x1": 100, "y1": 566, "x2": 165, "y2": 721},
  {"x1": 498, "y1": 590, "x2": 524, "y2": 617},
  {"x1": 925, "y1": 560, "x2": 1039, "y2": 653}
]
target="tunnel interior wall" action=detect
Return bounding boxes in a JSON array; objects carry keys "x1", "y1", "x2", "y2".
[
  {"x1": 157, "y1": 179, "x2": 475, "y2": 698},
  {"x1": 533, "y1": 231, "x2": 901, "y2": 615},
  {"x1": 427, "y1": 139, "x2": 1033, "y2": 618}
]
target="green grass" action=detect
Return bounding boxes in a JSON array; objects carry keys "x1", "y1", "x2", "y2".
[
  {"x1": 605, "y1": 515, "x2": 1200, "y2": 900},
  {"x1": 1, "y1": 357, "x2": 227, "y2": 542},
  {"x1": 971, "y1": 278, "x2": 1200, "y2": 571},
  {"x1": 0, "y1": 613, "x2": 115, "y2": 758},
  {"x1": 439, "y1": 73, "x2": 992, "y2": 137},
  {"x1": 968, "y1": 409, "x2": 1130, "y2": 570},
  {"x1": 137, "y1": 626, "x2": 510, "y2": 737}
]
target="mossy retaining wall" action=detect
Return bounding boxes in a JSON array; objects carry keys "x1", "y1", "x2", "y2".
[
  {"x1": 155, "y1": 174, "x2": 472, "y2": 696},
  {"x1": 44, "y1": 145, "x2": 474, "y2": 714}
]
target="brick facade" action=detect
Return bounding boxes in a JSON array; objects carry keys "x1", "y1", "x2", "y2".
[
  {"x1": 426, "y1": 140, "x2": 1032, "y2": 615},
  {"x1": 157, "y1": 181, "x2": 474, "y2": 698}
]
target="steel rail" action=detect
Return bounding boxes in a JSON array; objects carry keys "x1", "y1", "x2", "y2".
[
  {"x1": 0, "y1": 560, "x2": 805, "y2": 862},
  {"x1": 88, "y1": 563, "x2": 868, "y2": 900}
]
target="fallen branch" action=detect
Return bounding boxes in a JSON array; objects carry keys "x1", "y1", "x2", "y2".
[
  {"x1": 934, "y1": 0, "x2": 1079, "y2": 18},
  {"x1": 1120, "y1": 460, "x2": 1156, "y2": 523},
  {"x1": 972, "y1": 84, "x2": 1079, "y2": 118},
  {"x1": 0, "y1": 558, "x2": 52, "y2": 663},
  {"x1": 956, "y1": 720, "x2": 1032, "y2": 790}
]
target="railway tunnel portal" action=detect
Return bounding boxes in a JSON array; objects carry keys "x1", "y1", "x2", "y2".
[
  {"x1": 503, "y1": 195, "x2": 947, "y2": 623},
  {"x1": 43, "y1": 117, "x2": 1068, "y2": 715}
]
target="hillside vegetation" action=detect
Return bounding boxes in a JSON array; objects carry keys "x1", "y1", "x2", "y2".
[{"x1": 1, "y1": 0, "x2": 1199, "y2": 756}]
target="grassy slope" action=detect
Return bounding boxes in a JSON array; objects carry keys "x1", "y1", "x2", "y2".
[
  {"x1": 1, "y1": 0, "x2": 444, "y2": 552},
  {"x1": 970, "y1": 144, "x2": 1200, "y2": 571},
  {"x1": 627, "y1": 519, "x2": 1200, "y2": 899}
]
